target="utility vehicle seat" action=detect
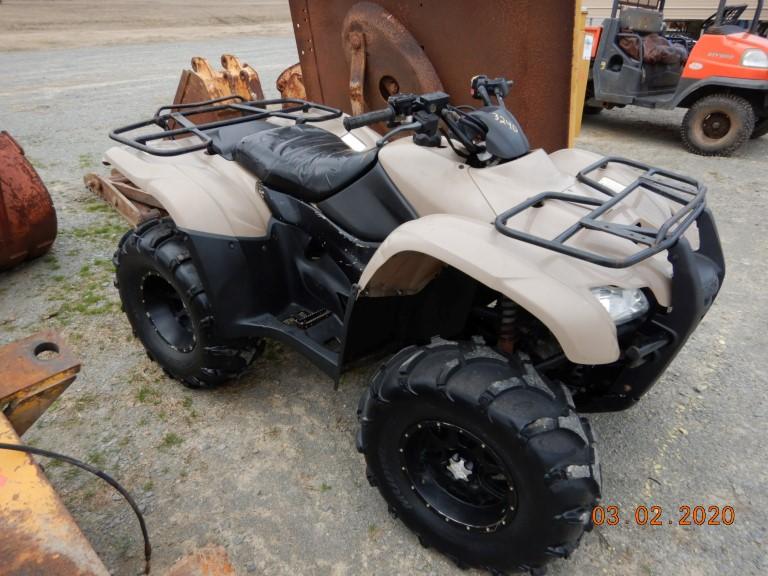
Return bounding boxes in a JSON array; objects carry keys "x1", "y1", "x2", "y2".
[
  {"x1": 234, "y1": 124, "x2": 379, "y2": 203},
  {"x1": 620, "y1": 7, "x2": 664, "y2": 34},
  {"x1": 618, "y1": 7, "x2": 688, "y2": 67}
]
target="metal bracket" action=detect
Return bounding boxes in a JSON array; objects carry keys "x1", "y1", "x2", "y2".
[
  {"x1": 0, "y1": 331, "x2": 81, "y2": 436},
  {"x1": 348, "y1": 31, "x2": 367, "y2": 116}
]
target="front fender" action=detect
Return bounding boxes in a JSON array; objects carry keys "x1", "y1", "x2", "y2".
[
  {"x1": 358, "y1": 215, "x2": 623, "y2": 365},
  {"x1": 675, "y1": 77, "x2": 768, "y2": 108}
]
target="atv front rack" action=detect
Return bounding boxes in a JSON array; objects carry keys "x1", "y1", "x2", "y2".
[
  {"x1": 110, "y1": 96, "x2": 342, "y2": 157},
  {"x1": 494, "y1": 157, "x2": 707, "y2": 269}
]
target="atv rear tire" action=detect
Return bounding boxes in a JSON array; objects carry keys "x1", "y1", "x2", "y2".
[
  {"x1": 357, "y1": 341, "x2": 601, "y2": 574},
  {"x1": 681, "y1": 94, "x2": 755, "y2": 156},
  {"x1": 751, "y1": 117, "x2": 768, "y2": 140},
  {"x1": 115, "y1": 218, "x2": 259, "y2": 389}
]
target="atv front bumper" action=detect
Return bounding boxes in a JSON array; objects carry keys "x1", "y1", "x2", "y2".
[{"x1": 578, "y1": 208, "x2": 725, "y2": 412}]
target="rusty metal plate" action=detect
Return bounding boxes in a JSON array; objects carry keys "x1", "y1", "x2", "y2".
[
  {"x1": 289, "y1": 0, "x2": 577, "y2": 151},
  {"x1": 0, "y1": 131, "x2": 58, "y2": 271},
  {"x1": 0, "y1": 331, "x2": 81, "y2": 436}
]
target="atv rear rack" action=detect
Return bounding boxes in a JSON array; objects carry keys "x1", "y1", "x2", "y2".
[
  {"x1": 494, "y1": 157, "x2": 707, "y2": 269},
  {"x1": 110, "y1": 96, "x2": 342, "y2": 157}
]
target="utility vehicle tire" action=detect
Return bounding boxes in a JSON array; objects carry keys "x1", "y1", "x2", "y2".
[
  {"x1": 583, "y1": 104, "x2": 604, "y2": 116},
  {"x1": 583, "y1": 83, "x2": 603, "y2": 116},
  {"x1": 357, "y1": 341, "x2": 601, "y2": 574},
  {"x1": 681, "y1": 94, "x2": 755, "y2": 156},
  {"x1": 751, "y1": 117, "x2": 768, "y2": 140},
  {"x1": 114, "y1": 218, "x2": 259, "y2": 389}
]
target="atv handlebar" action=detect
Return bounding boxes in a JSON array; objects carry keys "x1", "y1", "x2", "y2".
[{"x1": 343, "y1": 108, "x2": 396, "y2": 131}]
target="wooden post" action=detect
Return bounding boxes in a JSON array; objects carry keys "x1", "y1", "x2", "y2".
[{"x1": 569, "y1": 7, "x2": 592, "y2": 147}]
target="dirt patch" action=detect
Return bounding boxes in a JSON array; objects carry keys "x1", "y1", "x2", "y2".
[{"x1": 0, "y1": 0, "x2": 292, "y2": 51}]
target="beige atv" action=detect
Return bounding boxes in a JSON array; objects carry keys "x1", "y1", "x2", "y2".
[{"x1": 94, "y1": 75, "x2": 724, "y2": 574}]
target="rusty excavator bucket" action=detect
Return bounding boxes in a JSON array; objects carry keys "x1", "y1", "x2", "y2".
[
  {"x1": 0, "y1": 131, "x2": 57, "y2": 271},
  {"x1": 172, "y1": 54, "x2": 307, "y2": 113},
  {"x1": 276, "y1": 63, "x2": 307, "y2": 102},
  {"x1": 173, "y1": 54, "x2": 266, "y2": 122}
]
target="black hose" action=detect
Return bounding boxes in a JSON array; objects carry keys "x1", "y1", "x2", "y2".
[
  {"x1": 0, "y1": 442, "x2": 152, "y2": 575},
  {"x1": 440, "y1": 129, "x2": 469, "y2": 160}
]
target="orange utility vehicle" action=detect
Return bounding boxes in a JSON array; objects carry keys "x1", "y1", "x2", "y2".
[{"x1": 585, "y1": 0, "x2": 768, "y2": 156}]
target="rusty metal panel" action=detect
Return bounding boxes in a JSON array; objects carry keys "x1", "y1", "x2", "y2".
[
  {"x1": 289, "y1": 0, "x2": 577, "y2": 152},
  {"x1": 0, "y1": 131, "x2": 57, "y2": 271}
]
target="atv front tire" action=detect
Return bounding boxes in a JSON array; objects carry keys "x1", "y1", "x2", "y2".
[
  {"x1": 358, "y1": 341, "x2": 600, "y2": 574},
  {"x1": 681, "y1": 94, "x2": 755, "y2": 156},
  {"x1": 115, "y1": 218, "x2": 259, "y2": 389}
]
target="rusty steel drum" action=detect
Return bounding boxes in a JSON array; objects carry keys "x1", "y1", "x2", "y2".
[
  {"x1": 288, "y1": 0, "x2": 579, "y2": 152},
  {"x1": 0, "y1": 131, "x2": 57, "y2": 271}
]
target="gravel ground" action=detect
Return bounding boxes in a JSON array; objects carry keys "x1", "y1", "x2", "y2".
[
  {"x1": 0, "y1": 0, "x2": 291, "y2": 51},
  {"x1": 1, "y1": 37, "x2": 767, "y2": 576}
]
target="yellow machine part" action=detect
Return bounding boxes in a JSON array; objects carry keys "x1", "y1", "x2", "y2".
[
  {"x1": 0, "y1": 331, "x2": 109, "y2": 575},
  {"x1": 0, "y1": 414, "x2": 110, "y2": 575}
]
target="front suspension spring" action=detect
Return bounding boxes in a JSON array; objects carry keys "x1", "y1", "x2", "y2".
[{"x1": 498, "y1": 297, "x2": 518, "y2": 355}]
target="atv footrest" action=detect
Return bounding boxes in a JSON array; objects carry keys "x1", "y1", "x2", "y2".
[
  {"x1": 494, "y1": 156, "x2": 707, "y2": 269},
  {"x1": 284, "y1": 308, "x2": 333, "y2": 330},
  {"x1": 242, "y1": 312, "x2": 342, "y2": 378}
]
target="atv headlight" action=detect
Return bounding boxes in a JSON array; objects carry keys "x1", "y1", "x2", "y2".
[
  {"x1": 591, "y1": 287, "x2": 649, "y2": 325},
  {"x1": 742, "y1": 49, "x2": 768, "y2": 69}
]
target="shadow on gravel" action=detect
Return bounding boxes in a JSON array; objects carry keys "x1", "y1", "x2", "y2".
[{"x1": 583, "y1": 111, "x2": 683, "y2": 147}]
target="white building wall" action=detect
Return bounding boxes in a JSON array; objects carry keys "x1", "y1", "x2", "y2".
[{"x1": 583, "y1": 1, "x2": 761, "y2": 21}]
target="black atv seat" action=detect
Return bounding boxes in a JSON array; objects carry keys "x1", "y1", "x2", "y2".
[
  {"x1": 234, "y1": 124, "x2": 379, "y2": 203},
  {"x1": 206, "y1": 119, "x2": 276, "y2": 160}
]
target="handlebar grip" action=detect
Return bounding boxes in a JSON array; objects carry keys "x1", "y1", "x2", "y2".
[{"x1": 343, "y1": 108, "x2": 395, "y2": 131}]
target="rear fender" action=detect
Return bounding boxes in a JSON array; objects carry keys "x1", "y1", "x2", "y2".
[
  {"x1": 103, "y1": 146, "x2": 271, "y2": 238},
  {"x1": 356, "y1": 215, "x2": 624, "y2": 365}
]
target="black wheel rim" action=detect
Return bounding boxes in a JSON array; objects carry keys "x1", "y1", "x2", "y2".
[
  {"x1": 141, "y1": 273, "x2": 196, "y2": 353},
  {"x1": 702, "y1": 112, "x2": 732, "y2": 140},
  {"x1": 400, "y1": 421, "x2": 517, "y2": 532}
]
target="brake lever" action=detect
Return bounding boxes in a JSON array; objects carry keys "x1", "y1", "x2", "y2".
[
  {"x1": 440, "y1": 108, "x2": 482, "y2": 155},
  {"x1": 376, "y1": 121, "x2": 424, "y2": 147}
]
